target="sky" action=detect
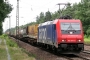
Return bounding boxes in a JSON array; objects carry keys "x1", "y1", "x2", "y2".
[{"x1": 3, "y1": 0, "x2": 81, "y2": 32}]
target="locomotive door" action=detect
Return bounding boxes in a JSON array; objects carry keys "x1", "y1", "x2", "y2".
[{"x1": 52, "y1": 24, "x2": 56, "y2": 44}]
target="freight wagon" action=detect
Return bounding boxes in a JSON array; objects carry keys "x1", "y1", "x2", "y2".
[
  {"x1": 18, "y1": 24, "x2": 39, "y2": 43},
  {"x1": 27, "y1": 24, "x2": 38, "y2": 39}
]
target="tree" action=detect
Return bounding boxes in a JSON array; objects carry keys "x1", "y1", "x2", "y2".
[
  {"x1": 74, "y1": 0, "x2": 90, "y2": 34},
  {"x1": 61, "y1": 3, "x2": 73, "y2": 17},
  {"x1": 51, "y1": 11, "x2": 59, "y2": 20},
  {"x1": 36, "y1": 12, "x2": 45, "y2": 24},
  {"x1": 86, "y1": 26, "x2": 90, "y2": 37},
  {"x1": 36, "y1": 16, "x2": 40, "y2": 24},
  {"x1": 44, "y1": 11, "x2": 52, "y2": 22},
  {"x1": 0, "y1": 0, "x2": 12, "y2": 34},
  {"x1": 39, "y1": 12, "x2": 45, "y2": 23}
]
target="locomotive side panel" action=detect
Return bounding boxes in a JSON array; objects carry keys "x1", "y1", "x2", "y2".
[
  {"x1": 38, "y1": 24, "x2": 57, "y2": 47},
  {"x1": 46, "y1": 24, "x2": 57, "y2": 47}
]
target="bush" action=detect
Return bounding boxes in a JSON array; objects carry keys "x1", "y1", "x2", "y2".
[
  {"x1": 6, "y1": 39, "x2": 18, "y2": 47},
  {"x1": 0, "y1": 34, "x2": 18, "y2": 47},
  {"x1": 86, "y1": 28, "x2": 90, "y2": 37},
  {"x1": 0, "y1": 34, "x2": 8, "y2": 39},
  {"x1": 86, "y1": 26, "x2": 90, "y2": 37},
  {"x1": 84, "y1": 34, "x2": 88, "y2": 38}
]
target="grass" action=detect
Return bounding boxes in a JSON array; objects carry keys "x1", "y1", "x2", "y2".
[
  {"x1": 84, "y1": 37, "x2": 90, "y2": 44},
  {"x1": 0, "y1": 40, "x2": 7, "y2": 60},
  {"x1": 0, "y1": 34, "x2": 36, "y2": 60},
  {"x1": 83, "y1": 35, "x2": 90, "y2": 44},
  {"x1": 9, "y1": 47, "x2": 35, "y2": 60}
]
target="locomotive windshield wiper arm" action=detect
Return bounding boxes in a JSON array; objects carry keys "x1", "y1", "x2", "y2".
[
  {"x1": 65, "y1": 23, "x2": 76, "y2": 31},
  {"x1": 65, "y1": 23, "x2": 71, "y2": 31}
]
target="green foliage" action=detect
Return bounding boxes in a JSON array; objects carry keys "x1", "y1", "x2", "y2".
[
  {"x1": 84, "y1": 36, "x2": 90, "y2": 44},
  {"x1": 0, "y1": 0, "x2": 12, "y2": 35},
  {"x1": 0, "y1": 34, "x2": 18, "y2": 47},
  {"x1": 6, "y1": 38, "x2": 18, "y2": 47},
  {"x1": 36, "y1": 12, "x2": 45, "y2": 23},
  {"x1": 44, "y1": 11, "x2": 52, "y2": 22},
  {"x1": 36, "y1": 11, "x2": 52, "y2": 24},
  {"x1": 0, "y1": 34, "x2": 8, "y2": 39},
  {"x1": 51, "y1": 11, "x2": 59, "y2": 20},
  {"x1": 61, "y1": 3, "x2": 74, "y2": 18},
  {"x1": 0, "y1": 0, "x2": 3, "y2": 3},
  {"x1": 86, "y1": 26, "x2": 90, "y2": 37},
  {"x1": 2, "y1": 34, "x2": 8, "y2": 37}
]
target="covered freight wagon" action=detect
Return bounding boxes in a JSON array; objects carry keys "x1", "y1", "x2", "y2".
[
  {"x1": 27, "y1": 24, "x2": 39, "y2": 39},
  {"x1": 25, "y1": 24, "x2": 39, "y2": 43}
]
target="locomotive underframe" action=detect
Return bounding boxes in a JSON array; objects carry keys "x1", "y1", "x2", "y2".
[{"x1": 57, "y1": 43, "x2": 84, "y2": 53}]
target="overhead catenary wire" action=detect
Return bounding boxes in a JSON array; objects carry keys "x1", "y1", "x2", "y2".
[{"x1": 19, "y1": 0, "x2": 54, "y2": 10}]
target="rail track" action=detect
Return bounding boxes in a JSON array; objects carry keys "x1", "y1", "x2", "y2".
[
  {"x1": 84, "y1": 43, "x2": 90, "y2": 46},
  {"x1": 10, "y1": 37, "x2": 90, "y2": 60},
  {"x1": 83, "y1": 50, "x2": 90, "y2": 54},
  {"x1": 56, "y1": 51, "x2": 90, "y2": 60},
  {"x1": 75, "y1": 52, "x2": 90, "y2": 60}
]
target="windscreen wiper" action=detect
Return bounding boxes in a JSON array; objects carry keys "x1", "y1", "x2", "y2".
[{"x1": 65, "y1": 23, "x2": 76, "y2": 32}]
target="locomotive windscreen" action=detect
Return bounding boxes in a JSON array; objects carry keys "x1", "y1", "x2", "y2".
[{"x1": 60, "y1": 22, "x2": 81, "y2": 34}]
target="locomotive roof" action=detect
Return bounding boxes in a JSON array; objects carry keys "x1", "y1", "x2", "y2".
[
  {"x1": 39, "y1": 19, "x2": 81, "y2": 27},
  {"x1": 39, "y1": 21, "x2": 53, "y2": 26}
]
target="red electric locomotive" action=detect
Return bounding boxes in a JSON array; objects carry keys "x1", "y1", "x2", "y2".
[
  {"x1": 54, "y1": 19, "x2": 84, "y2": 53},
  {"x1": 38, "y1": 19, "x2": 84, "y2": 53}
]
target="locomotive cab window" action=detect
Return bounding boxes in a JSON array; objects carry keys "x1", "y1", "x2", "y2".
[{"x1": 60, "y1": 22, "x2": 81, "y2": 34}]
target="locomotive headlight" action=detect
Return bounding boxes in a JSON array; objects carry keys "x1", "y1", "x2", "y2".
[
  {"x1": 78, "y1": 40, "x2": 81, "y2": 42},
  {"x1": 62, "y1": 40, "x2": 66, "y2": 42}
]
